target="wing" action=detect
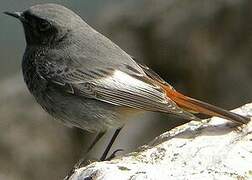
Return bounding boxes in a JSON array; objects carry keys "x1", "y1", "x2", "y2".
[{"x1": 35, "y1": 53, "x2": 196, "y2": 120}]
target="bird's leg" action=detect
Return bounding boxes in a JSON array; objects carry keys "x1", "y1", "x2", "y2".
[
  {"x1": 65, "y1": 128, "x2": 122, "y2": 180},
  {"x1": 100, "y1": 127, "x2": 123, "y2": 161},
  {"x1": 74, "y1": 131, "x2": 106, "y2": 169},
  {"x1": 65, "y1": 131, "x2": 106, "y2": 180}
]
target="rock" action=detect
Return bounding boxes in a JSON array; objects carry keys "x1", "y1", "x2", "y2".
[{"x1": 69, "y1": 103, "x2": 252, "y2": 180}]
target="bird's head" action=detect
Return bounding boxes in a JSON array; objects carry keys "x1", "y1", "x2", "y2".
[{"x1": 4, "y1": 3, "x2": 84, "y2": 46}]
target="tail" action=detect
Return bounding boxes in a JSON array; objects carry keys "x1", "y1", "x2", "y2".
[{"x1": 162, "y1": 85, "x2": 250, "y2": 124}]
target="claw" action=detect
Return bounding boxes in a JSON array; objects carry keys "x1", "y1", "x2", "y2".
[
  {"x1": 64, "y1": 168, "x2": 75, "y2": 180},
  {"x1": 64, "y1": 158, "x2": 98, "y2": 180},
  {"x1": 105, "y1": 149, "x2": 124, "y2": 160}
]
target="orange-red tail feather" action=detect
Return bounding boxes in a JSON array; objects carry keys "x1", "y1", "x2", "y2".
[{"x1": 162, "y1": 85, "x2": 249, "y2": 124}]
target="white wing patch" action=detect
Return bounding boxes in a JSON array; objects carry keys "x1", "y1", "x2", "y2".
[
  {"x1": 73, "y1": 70, "x2": 197, "y2": 119},
  {"x1": 92, "y1": 70, "x2": 171, "y2": 107},
  {"x1": 102, "y1": 70, "x2": 160, "y2": 92}
]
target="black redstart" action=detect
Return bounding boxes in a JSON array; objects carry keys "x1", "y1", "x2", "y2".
[{"x1": 4, "y1": 3, "x2": 250, "y2": 169}]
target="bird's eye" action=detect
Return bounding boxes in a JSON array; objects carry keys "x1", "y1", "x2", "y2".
[{"x1": 38, "y1": 20, "x2": 51, "y2": 32}]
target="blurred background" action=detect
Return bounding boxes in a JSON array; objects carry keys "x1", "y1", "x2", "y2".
[{"x1": 1, "y1": 0, "x2": 252, "y2": 179}]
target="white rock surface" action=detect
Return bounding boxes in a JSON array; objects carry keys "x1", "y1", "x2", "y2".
[{"x1": 69, "y1": 103, "x2": 252, "y2": 180}]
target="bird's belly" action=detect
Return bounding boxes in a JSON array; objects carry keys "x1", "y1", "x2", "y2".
[
  {"x1": 35, "y1": 87, "x2": 125, "y2": 132},
  {"x1": 23, "y1": 66, "x2": 130, "y2": 132}
]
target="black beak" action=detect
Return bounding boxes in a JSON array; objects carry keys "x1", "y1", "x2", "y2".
[
  {"x1": 4, "y1": 11, "x2": 26, "y2": 22},
  {"x1": 4, "y1": 11, "x2": 21, "y2": 18},
  {"x1": 4, "y1": 11, "x2": 22, "y2": 18}
]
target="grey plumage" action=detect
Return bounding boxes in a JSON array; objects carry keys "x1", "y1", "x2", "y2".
[{"x1": 5, "y1": 3, "x2": 197, "y2": 132}]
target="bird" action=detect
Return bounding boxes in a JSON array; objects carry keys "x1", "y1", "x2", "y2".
[{"x1": 4, "y1": 3, "x2": 250, "y2": 169}]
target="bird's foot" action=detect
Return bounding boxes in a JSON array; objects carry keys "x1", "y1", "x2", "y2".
[
  {"x1": 64, "y1": 158, "x2": 98, "y2": 180},
  {"x1": 64, "y1": 149, "x2": 124, "y2": 179},
  {"x1": 101, "y1": 148, "x2": 124, "y2": 161}
]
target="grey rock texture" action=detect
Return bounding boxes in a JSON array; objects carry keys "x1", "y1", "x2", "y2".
[{"x1": 69, "y1": 103, "x2": 252, "y2": 180}]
